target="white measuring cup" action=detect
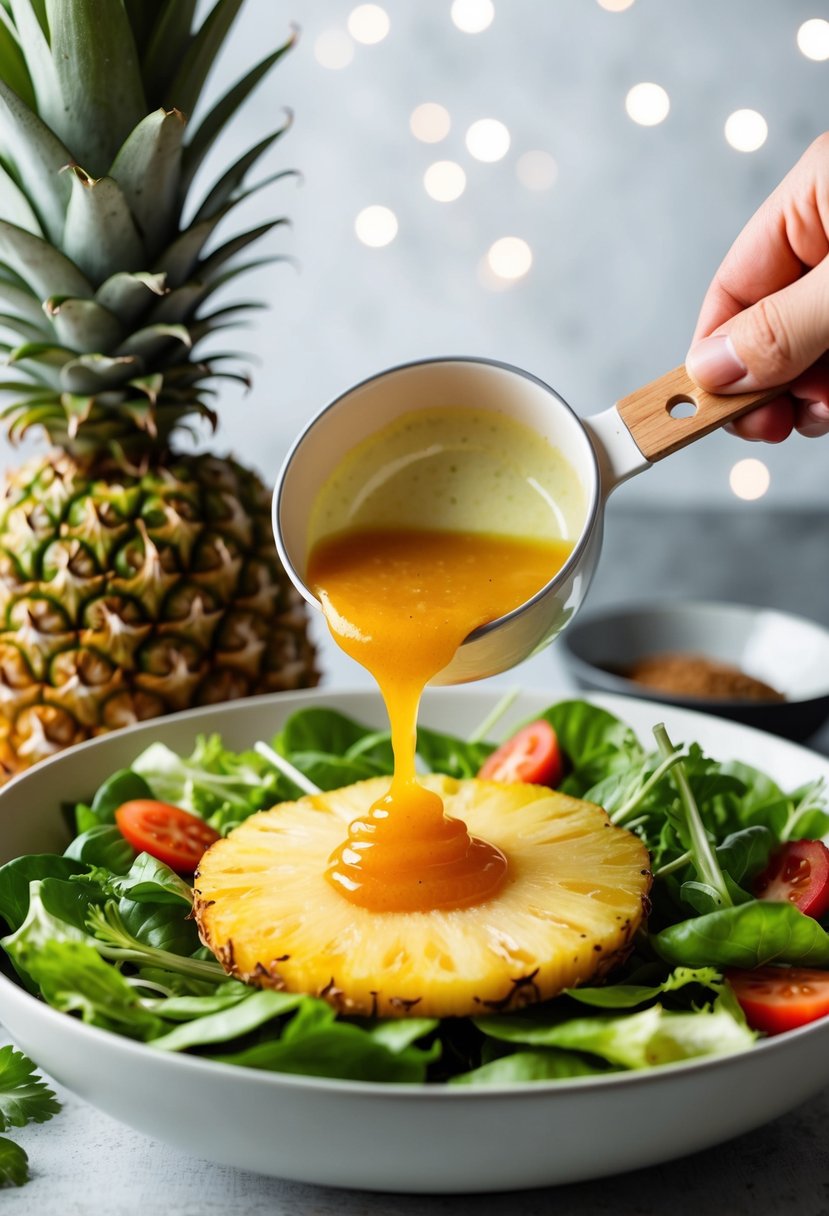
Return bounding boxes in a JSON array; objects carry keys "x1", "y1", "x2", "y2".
[{"x1": 273, "y1": 357, "x2": 780, "y2": 684}]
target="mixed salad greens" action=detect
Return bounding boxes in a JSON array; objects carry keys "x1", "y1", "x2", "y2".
[{"x1": 2, "y1": 697, "x2": 829, "y2": 1112}]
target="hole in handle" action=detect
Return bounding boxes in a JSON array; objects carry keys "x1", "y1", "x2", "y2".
[{"x1": 667, "y1": 394, "x2": 698, "y2": 419}]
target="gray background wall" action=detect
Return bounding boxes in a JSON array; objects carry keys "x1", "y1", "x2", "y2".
[{"x1": 5, "y1": 0, "x2": 829, "y2": 509}]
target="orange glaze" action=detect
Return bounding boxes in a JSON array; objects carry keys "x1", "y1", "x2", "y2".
[{"x1": 306, "y1": 527, "x2": 572, "y2": 912}]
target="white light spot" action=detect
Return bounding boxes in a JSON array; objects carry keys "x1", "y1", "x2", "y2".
[
  {"x1": 729, "y1": 458, "x2": 770, "y2": 501},
  {"x1": 597, "y1": 0, "x2": 635, "y2": 10},
  {"x1": 797, "y1": 18, "x2": 829, "y2": 60},
  {"x1": 424, "y1": 161, "x2": 466, "y2": 202},
  {"x1": 466, "y1": 118, "x2": 510, "y2": 162},
  {"x1": 725, "y1": 109, "x2": 768, "y2": 153},
  {"x1": 625, "y1": 82, "x2": 670, "y2": 126},
  {"x1": 487, "y1": 237, "x2": 532, "y2": 281},
  {"x1": 451, "y1": 0, "x2": 495, "y2": 33},
  {"x1": 355, "y1": 205, "x2": 398, "y2": 247},
  {"x1": 410, "y1": 102, "x2": 451, "y2": 143},
  {"x1": 347, "y1": 4, "x2": 390, "y2": 44},
  {"x1": 314, "y1": 29, "x2": 354, "y2": 69},
  {"x1": 516, "y1": 150, "x2": 558, "y2": 191}
]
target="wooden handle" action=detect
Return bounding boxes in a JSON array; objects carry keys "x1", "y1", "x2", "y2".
[{"x1": 616, "y1": 365, "x2": 785, "y2": 462}]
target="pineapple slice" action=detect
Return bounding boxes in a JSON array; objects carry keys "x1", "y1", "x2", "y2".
[{"x1": 194, "y1": 776, "x2": 651, "y2": 1019}]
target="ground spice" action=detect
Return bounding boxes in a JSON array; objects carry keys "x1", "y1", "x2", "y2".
[{"x1": 623, "y1": 653, "x2": 785, "y2": 702}]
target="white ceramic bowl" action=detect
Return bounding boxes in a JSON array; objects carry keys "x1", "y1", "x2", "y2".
[{"x1": 2, "y1": 688, "x2": 829, "y2": 1193}]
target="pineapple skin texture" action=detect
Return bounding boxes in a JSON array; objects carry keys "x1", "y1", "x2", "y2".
[
  {"x1": 195, "y1": 775, "x2": 652, "y2": 1019},
  {"x1": 0, "y1": 450, "x2": 317, "y2": 778}
]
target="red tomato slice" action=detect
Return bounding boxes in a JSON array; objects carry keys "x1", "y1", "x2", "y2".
[
  {"x1": 726, "y1": 966, "x2": 829, "y2": 1034},
  {"x1": 478, "y1": 720, "x2": 564, "y2": 787},
  {"x1": 115, "y1": 800, "x2": 220, "y2": 873},
  {"x1": 753, "y1": 839, "x2": 829, "y2": 919}
]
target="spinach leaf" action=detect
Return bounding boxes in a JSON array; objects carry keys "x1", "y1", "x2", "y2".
[
  {"x1": 535, "y1": 701, "x2": 643, "y2": 794},
  {"x1": 151, "y1": 990, "x2": 306, "y2": 1051},
  {"x1": 1, "y1": 879, "x2": 98, "y2": 982},
  {"x1": 64, "y1": 825, "x2": 136, "y2": 875},
  {"x1": 655, "y1": 901, "x2": 829, "y2": 969},
  {"x1": 275, "y1": 708, "x2": 372, "y2": 757},
  {"x1": 90, "y1": 769, "x2": 153, "y2": 824},
  {"x1": 142, "y1": 983, "x2": 251, "y2": 1021},
  {"x1": 117, "y1": 896, "x2": 200, "y2": 956},
  {"x1": 715, "y1": 825, "x2": 776, "y2": 886},
  {"x1": 563, "y1": 966, "x2": 723, "y2": 1010},
  {"x1": 93, "y1": 855, "x2": 193, "y2": 907},
  {"x1": 0, "y1": 856, "x2": 87, "y2": 933},
  {"x1": 415, "y1": 728, "x2": 491, "y2": 780},
  {"x1": 450, "y1": 1049, "x2": 608, "y2": 1085}
]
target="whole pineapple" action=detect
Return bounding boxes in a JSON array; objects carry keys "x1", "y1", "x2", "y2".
[
  {"x1": 0, "y1": 0, "x2": 317, "y2": 778},
  {"x1": 195, "y1": 776, "x2": 652, "y2": 1018}
]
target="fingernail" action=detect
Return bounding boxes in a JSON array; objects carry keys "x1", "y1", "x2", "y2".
[
  {"x1": 799, "y1": 400, "x2": 829, "y2": 437},
  {"x1": 686, "y1": 335, "x2": 747, "y2": 388}
]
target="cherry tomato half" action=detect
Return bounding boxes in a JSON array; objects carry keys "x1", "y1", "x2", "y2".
[
  {"x1": 115, "y1": 800, "x2": 220, "y2": 873},
  {"x1": 726, "y1": 966, "x2": 829, "y2": 1034},
  {"x1": 753, "y1": 839, "x2": 829, "y2": 920},
  {"x1": 478, "y1": 720, "x2": 564, "y2": 787}
]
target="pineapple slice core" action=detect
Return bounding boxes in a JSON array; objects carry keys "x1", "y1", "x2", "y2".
[{"x1": 195, "y1": 775, "x2": 652, "y2": 1019}]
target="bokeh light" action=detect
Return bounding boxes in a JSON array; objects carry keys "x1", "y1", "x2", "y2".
[
  {"x1": 424, "y1": 161, "x2": 467, "y2": 202},
  {"x1": 729, "y1": 458, "x2": 770, "y2": 501},
  {"x1": 597, "y1": 0, "x2": 635, "y2": 10},
  {"x1": 724, "y1": 109, "x2": 768, "y2": 152},
  {"x1": 313, "y1": 30, "x2": 354, "y2": 69},
  {"x1": 516, "y1": 150, "x2": 558, "y2": 190},
  {"x1": 410, "y1": 102, "x2": 451, "y2": 143},
  {"x1": 466, "y1": 118, "x2": 511, "y2": 162},
  {"x1": 355, "y1": 205, "x2": 398, "y2": 247},
  {"x1": 625, "y1": 82, "x2": 670, "y2": 126},
  {"x1": 347, "y1": 5, "x2": 390, "y2": 44},
  {"x1": 797, "y1": 18, "x2": 829, "y2": 61},
  {"x1": 451, "y1": 0, "x2": 495, "y2": 33},
  {"x1": 487, "y1": 237, "x2": 533, "y2": 281}
]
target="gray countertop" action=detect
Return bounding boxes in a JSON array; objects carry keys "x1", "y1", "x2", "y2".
[{"x1": 3, "y1": 506, "x2": 829, "y2": 1215}]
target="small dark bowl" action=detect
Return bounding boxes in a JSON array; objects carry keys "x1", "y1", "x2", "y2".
[{"x1": 559, "y1": 601, "x2": 829, "y2": 742}]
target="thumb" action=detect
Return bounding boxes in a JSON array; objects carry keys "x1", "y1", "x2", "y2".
[{"x1": 686, "y1": 257, "x2": 829, "y2": 392}]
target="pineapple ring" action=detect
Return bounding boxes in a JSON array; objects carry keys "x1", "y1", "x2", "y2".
[{"x1": 194, "y1": 775, "x2": 652, "y2": 1019}]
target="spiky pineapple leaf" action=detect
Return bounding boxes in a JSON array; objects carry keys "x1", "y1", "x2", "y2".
[
  {"x1": 116, "y1": 322, "x2": 191, "y2": 363},
  {"x1": 140, "y1": 0, "x2": 198, "y2": 111},
  {"x1": 0, "y1": 7, "x2": 34, "y2": 109},
  {"x1": 164, "y1": 0, "x2": 244, "y2": 119},
  {"x1": 44, "y1": 0, "x2": 146, "y2": 177},
  {"x1": 63, "y1": 170, "x2": 145, "y2": 285},
  {"x1": 180, "y1": 31, "x2": 296, "y2": 195},
  {"x1": 0, "y1": 220, "x2": 91, "y2": 298},
  {"x1": 95, "y1": 271, "x2": 168, "y2": 326},
  {"x1": 110, "y1": 108, "x2": 185, "y2": 259},
  {"x1": 59, "y1": 352, "x2": 140, "y2": 395},
  {"x1": 0, "y1": 281, "x2": 45, "y2": 327},
  {"x1": 44, "y1": 296, "x2": 122, "y2": 353},
  {"x1": 199, "y1": 220, "x2": 288, "y2": 282},
  {"x1": 0, "y1": 309, "x2": 48, "y2": 342},
  {"x1": 191, "y1": 126, "x2": 292, "y2": 223},
  {"x1": 7, "y1": 0, "x2": 60, "y2": 129},
  {"x1": 0, "y1": 77, "x2": 71, "y2": 243},
  {"x1": 124, "y1": 0, "x2": 168, "y2": 59},
  {"x1": 0, "y1": 162, "x2": 42, "y2": 234}
]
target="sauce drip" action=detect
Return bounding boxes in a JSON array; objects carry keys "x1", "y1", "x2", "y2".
[{"x1": 307, "y1": 527, "x2": 572, "y2": 912}]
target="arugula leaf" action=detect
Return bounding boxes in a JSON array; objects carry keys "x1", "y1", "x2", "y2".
[
  {"x1": 0, "y1": 1137, "x2": 28, "y2": 1187},
  {"x1": 655, "y1": 901, "x2": 829, "y2": 969},
  {"x1": 24, "y1": 941, "x2": 163, "y2": 1040},
  {"x1": 0, "y1": 1047, "x2": 61, "y2": 1131}
]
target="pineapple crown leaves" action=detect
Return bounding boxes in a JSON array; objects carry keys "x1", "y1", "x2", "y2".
[{"x1": 0, "y1": 0, "x2": 297, "y2": 458}]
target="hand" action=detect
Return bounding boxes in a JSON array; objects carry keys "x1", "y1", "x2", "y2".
[{"x1": 685, "y1": 133, "x2": 829, "y2": 442}]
